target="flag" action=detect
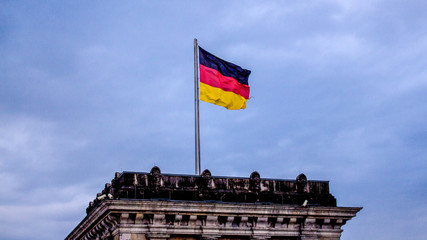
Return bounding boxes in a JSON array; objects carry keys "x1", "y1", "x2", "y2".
[{"x1": 198, "y1": 47, "x2": 251, "y2": 110}]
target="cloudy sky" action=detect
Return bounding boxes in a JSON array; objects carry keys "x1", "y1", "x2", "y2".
[{"x1": 1, "y1": 1, "x2": 426, "y2": 239}]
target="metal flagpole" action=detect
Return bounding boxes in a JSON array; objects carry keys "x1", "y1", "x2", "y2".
[{"x1": 194, "y1": 38, "x2": 201, "y2": 175}]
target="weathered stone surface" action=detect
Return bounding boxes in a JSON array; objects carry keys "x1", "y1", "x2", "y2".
[
  {"x1": 87, "y1": 167, "x2": 336, "y2": 214},
  {"x1": 67, "y1": 200, "x2": 361, "y2": 240},
  {"x1": 67, "y1": 167, "x2": 361, "y2": 240}
]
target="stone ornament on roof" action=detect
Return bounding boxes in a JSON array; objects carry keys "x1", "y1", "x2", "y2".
[
  {"x1": 68, "y1": 166, "x2": 361, "y2": 240},
  {"x1": 87, "y1": 167, "x2": 336, "y2": 214}
]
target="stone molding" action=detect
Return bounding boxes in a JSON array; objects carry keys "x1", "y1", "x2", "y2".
[{"x1": 66, "y1": 200, "x2": 361, "y2": 240}]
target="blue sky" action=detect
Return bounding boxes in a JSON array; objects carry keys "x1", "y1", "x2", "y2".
[{"x1": 1, "y1": 1, "x2": 427, "y2": 239}]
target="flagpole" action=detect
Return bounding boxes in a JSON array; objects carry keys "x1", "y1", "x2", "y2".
[{"x1": 194, "y1": 38, "x2": 201, "y2": 175}]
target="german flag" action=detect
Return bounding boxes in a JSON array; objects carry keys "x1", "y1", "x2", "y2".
[{"x1": 199, "y1": 47, "x2": 251, "y2": 110}]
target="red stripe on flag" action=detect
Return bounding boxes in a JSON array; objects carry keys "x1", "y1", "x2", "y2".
[{"x1": 199, "y1": 64, "x2": 250, "y2": 99}]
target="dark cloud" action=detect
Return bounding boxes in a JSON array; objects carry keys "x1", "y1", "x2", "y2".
[{"x1": 1, "y1": 1, "x2": 427, "y2": 239}]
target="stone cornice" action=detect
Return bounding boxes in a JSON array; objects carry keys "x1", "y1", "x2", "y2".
[{"x1": 66, "y1": 199, "x2": 362, "y2": 240}]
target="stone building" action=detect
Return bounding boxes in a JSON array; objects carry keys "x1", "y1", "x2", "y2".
[{"x1": 66, "y1": 167, "x2": 361, "y2": 240}]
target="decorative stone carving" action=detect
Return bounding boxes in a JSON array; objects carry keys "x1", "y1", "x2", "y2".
[
  {"x1": 86, "y1": 168, "x2": 338, "y2": 214},
  {"x1": 149, "y1": 166, "x2": 162, "y2": 188},
  {"x1": 69, "y1": 168, "x2": 361, "y2": 240},
  {"x1": 296, "y1": 173, "x2": 308, "y2": 193},
  {"x1": 70, "y1": 198, "x2": 361, "y2": 240},
  {"x1": 249, "y1": 171, "x2": 261, "y2": 191},
  {"x1": 202, "y1": 169, "x2": 211, "y2": 178},
  {"x1": 200, "y1": 169, "x2": 213, "y2": 189}
]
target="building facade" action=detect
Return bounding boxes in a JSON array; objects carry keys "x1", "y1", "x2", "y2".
[{"x1": 66, "y1": 167, "x2": 361, "y2": 240}]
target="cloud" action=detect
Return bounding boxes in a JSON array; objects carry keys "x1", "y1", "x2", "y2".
[
  {"x1": 1, "y1": 1, "x2": 427, "y2": 239},
  {"x1": 0, "y1": 116, "x2": 87, "y2": 172},
  {"x1": 0, "y1": 184, "x2": 92, "y2": 240}
]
